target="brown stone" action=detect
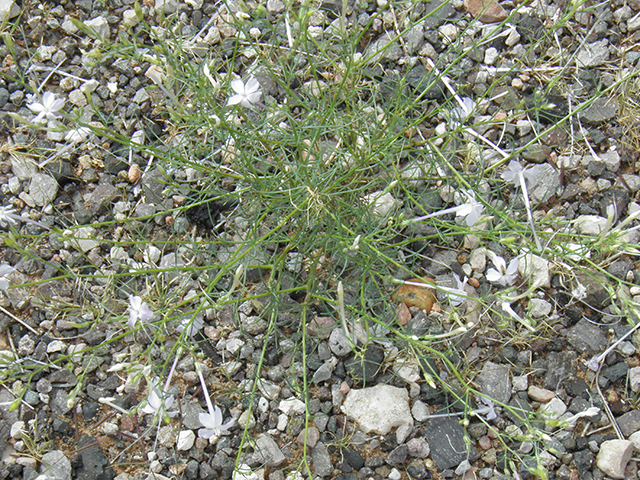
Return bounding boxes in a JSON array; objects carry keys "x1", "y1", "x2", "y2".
[
  {"x1": 464, "y1": 0, "x2": 508, "y2": 23},
  {"x1": 391, "y1": 277, "x2": 436, "y2": 312}
]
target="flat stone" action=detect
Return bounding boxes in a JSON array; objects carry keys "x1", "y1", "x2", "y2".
[
  {"x1": 596, "y1": 440, "x2": 633, "y2": 479},
  {"x1": 279, "y1": 398, "x2": 306, "y2": 416},
  {"x1": 86, "y1": 183, "x2": 120, "y2": 216},
  {"x1": 311, "y1": 442, "x2": 333, "y2": 477},
  {"x1": 527, "y1": 163, "x2": 561, "y2": 203},
  {"x1": 342, "y1": 385, "x2": 412, "y2": 435},
  {"x1": 617, "y1": 409, "x2": 640, "y2": 437},
  {"x1": 75, "y1": 434, "x2": 116, "y2": 480},
  {"x1": 29, "y1": 173, "x2": 58, "y2": 206},
  {"x1": 529, "y1": 299, "x2": 552, "y2": 318},
  {"x1": 576, "y1": 40, "x2": 610, "y2": 67},
  {"x1": 476, "y1": 361, "x2": 511, "y2": 404},
  {"x1": 565, "y1": 319, "x2": 607, "y2": 355},
  {"x1": 407, "y1": 437, "x2": 430, "y2": 458},
  {"x1": 463, "y1": 0, "x2": 508, "y2": 23},
  {"x1": 39, "y1": 450, "x2": 72, "y2": 480},
  {"x1": 424, "y1": 416, "x2": 478, "y2": 470},
  {"x1": 85, "y1": 16, "x2": 110, "y2": 39},
  {"x1": 518, "y1": 253, "x2": 550, "y2": 288},
  {"x1": 328, "y1": 328, "x2": 352, "y2": 356},
  {"x1": 411, "y1": 399, "x2": 431, "y2": 422},
  {"x1": 580, "y1": 97, "x2": 618, "y2": 124},
  {"x1": 0, "y1": 0, "x2": 20, "y2": 23},
  {"x1": 255, "y1": 433, "x2": 285, "y2": 466}
]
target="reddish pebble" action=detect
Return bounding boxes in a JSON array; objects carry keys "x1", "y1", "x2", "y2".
[
  {"x1": 340, "y1": 381, "x2": 350, "y2": 395},
  {"x1": 479, "y1": 435, "x2": 492, "y2": 450}
]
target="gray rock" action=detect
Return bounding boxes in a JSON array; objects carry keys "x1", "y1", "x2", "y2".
[
  {"x1": 629, "y1": 366, "x2": 640, "y2": 393},
  {"x1": 343, "y1": 385, "x2": 412, "y2": 435},
  {"x1": 617, "y1": 409, "x2": 640, "y2": 437},
  {"x1": 476, "y1": 361, "x2": 511, "y2": 404},
  {"x1": 365, "y1": 32, "x2": 403, "y2": 64},
  {"x1": 529, "y1": 299, "x2": 552, "y2": 318},
  {"x1": 565, "y1": 319, "x2": 607, "y2": 354},
  {"x1": 406, "y1": 437, "x2": 430, "y2": 458},
  {"x1": 580, "y1": 97, "x2": 618, "y2": 124},
  {"x1": 154, "y1": 0, "x2": 179, "y2": 13},
  {"x1": 0, "y1": 87, "x2": 9, "y2": 108},
  {"x1": 328, "y1": 328, "x2": 352, "y2": 356},
  {"x1": 596, "y1": 440, "x2": 633, "y2": 479},
  {"x1": 85, "y1": 16, "x2": 110, "y2": 39},
  {"x1": 50, "y1": 389, "x2": 72, "y2": 416},
  {"x1": 406, "y1": 64, "x2": 446, "y2": 100},
  {"x1": 141, "y1": 169, "x2": 166, "y2": 203},
  {"x1": 576, "y1": 40, "x2": 610, "y2": 67},
  {"x1": 86, "y1": 183, "x2": 120, "y2": 216},
  {"x1": 386, "y1": 444, "x2": 408, "y2": 467},
  {"x1": 411, "y1": 399, "x2": 430, "y2": 422},
  {"x1": 424, "y1": 416, "x2": 477, "y2": 470},
  {"x1": 181, "y1": 402, "x2": 205, "y2": 430},
  {"x1": 29, "y1": 174, "x2": 58, "y2": 206},
  {"x1": 527, "y1": 163, "x2": 561, "y2": 203},
  {"x1": 311, "y1": 442, "x2": 333, "y2": 477},
  {"x1": 254, "y1": 433, "x2": 285, "y2": 466},
  {"x1": 39, "y1": 450, "x2": 72, "y2": 480},
  {"x1": 574, "y1": 215, "x2": 608, "y2": 235},
  {"x1": 266, "y1": 0, "x2": 285, "y2": 12}
]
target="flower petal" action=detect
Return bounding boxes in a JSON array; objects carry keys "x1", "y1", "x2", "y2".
[
  {"x1": 28, "y1": 102, "x2": 45, "y2": 114},
  {"x1": 486, "y1": 268, "x2": 502, "y2": 283},
  {"x1": 198, "y1": 427, "x2": 214, "y2": 439},
  {"x1": 213, "y1": 405, "x2": 222, "y2": 426},
  {"x1": 244, "y1": 77, "x2": 260, "y2": 94},
  {"x1": 0, "y1": 278, "x2": 9, "y2": 291},
  {"x1": 230, "y1": 79, "x2": 245, "y2": 95},
  {"x1": 227, "y1": 94, "x2": 243, "y2": 106},
  {"x1": 199, "y1": 412, "x2": 216, "y2": 429}
]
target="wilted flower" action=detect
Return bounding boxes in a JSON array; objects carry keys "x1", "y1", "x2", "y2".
[
  {"x1": 141, "y1": 387, "x2": 178, "y2": 418},
  {"x1": 441, "y1": 273, "x2": 468, "y2": 306},
  {"x1": 474, "y1": 398, "x2": 497, "y2": 421},
  {"x1": 28, "y1": 91, "x2": 66, "y2": 123},
  {"x1": 449, "y1": 97, "x2": 475, "y2": 126},
  {"x1": 65, "y1": 127, "x2": 92, "y2": 144},
  {"x1": 486, "y1": 253, "x2": 519, "y2": 286},
  {"x1": 128, "y1": 295, "x2": 153, "y2": 328},
  {"x1": 0, "y1": 206, "x2": 18, "y2": 228},
  {"x1": 501, "y1": 160, "x2": 542, "y2": 251},
  {"x1": 177, "y1": 315, "x2": 205, "y2": 338},
  {"x1": 227, "y1": 77, "x2": 262, "y2": 109},
  {"x1": 456, "y1": 190, "x2": 485, "y2": 227},
  {"x1": 198, "y1": 405, "x2": 234, "y2": 439},
  {"x1": 0, "y1": 264, "x2": 14, "y2": 291}
]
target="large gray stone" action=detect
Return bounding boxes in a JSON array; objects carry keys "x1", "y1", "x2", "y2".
[
  {"x1": 254, "y1": 433, "x2": 285, "y2": 467},
  {"x1": 424, "y1": 416, "x2": 478, "y2": 470},
  {"x1": 311, "y1": 442, "x2": 333, "y2": 477},
  {"x1": 342, "y1": 385, "x2": 412, "y2": 435},
  {"x1": 565, "y1": 319, "x2": 607, "y2": 355},
  {"x1": 29, "y1": 173, "x2": 58, "y2": 206}
]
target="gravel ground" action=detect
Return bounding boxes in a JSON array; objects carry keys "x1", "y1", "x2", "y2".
[{"x1": 2, "y1": 0, "x2": 640, "y2": 479}]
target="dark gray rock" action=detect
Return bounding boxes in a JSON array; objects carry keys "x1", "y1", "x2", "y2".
[
  {"x1": 345, "y1": 344, "x2": 384, "y2": 387},
  {"x1": 424, "y1": 417, "x2": 477, "y2": 470},
  {"x1": 406, "y1": 64, "x2": 446, "y2": 100},
  {"x1": 544, "y1": 351, "x2": 577, "y2": 390},
  {"x1": 86, "y1": 183, "x2": 120, "y2": 216},
  {"x1": 565, "y1": 319, "x2": 607, "y2": 355},
  {"x1": 607, "y1": 260, "x2": 633, "y2": 281},
  {"x1": 386, "y1": 444, "x2": 408, "y2": 467},
  {"x1": 141, "y1": 169, "x2": 167, "y2": 203},
  {"x1": 602, "y1": 362, "x2": 629, "y2": 383},
  {"x1": 74, "y1": 434, "x2": 115, "y2": 480},
  {"x1": 617, "y1": 409, "x2": 640, "y2": 437},
  {"x1": 212, "y1": 451, "x2": 234, "y2": 477}
]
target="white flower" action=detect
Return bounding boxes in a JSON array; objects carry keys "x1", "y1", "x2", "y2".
[
  {"x1": 441, "y1": 273, "x2": 468, "y2": 306},
  {"x1": 0, "y1": 264, "x2": 14, "y2": 291},
  {"x1": 449, "y1": 97, "x2": 475, "y2": 125},
  {"x1": 28, "y1": 91, "x2": 66, "y2": 123},
  {"x1": 128, "y1": 295, "x2": 154, "y2": 328},
  {"x1": 501, "y1": 160, "x2": 537, "y2": 186},
  {"x1": 486, "y1": 253, "x2": 519, "y2": 286},
  {"x1": 456, "y1": 190, "x2": 485, "y2": 227},
  {"x1": 177, "y1": 315, "x2": 205, "y2": 338},
  {"x1": 198, "y1": 405, "x2": 234, "y2": 439},
  {"x1": 65, "y1": 127, "x2": 92, "y2": 144},
  {"x1": 474, "y1": 398, "x2": 497, "y2": 421},
  {"x1": 0, "y1": 206, "x2": 18, "y2": 228},
  {"x1": 141, "y1": 387, "x2": 178, "y2": 418},
  {"x1": 227, "y1": 77, "x2": 262, "y2": 109}
]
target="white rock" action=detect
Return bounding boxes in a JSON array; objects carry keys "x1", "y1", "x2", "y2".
[
  {"x1": 0, "y1": 0, "x2": 20, "y2": 23},
  {"x1": 10, "y1": 421, "x2": 25, "y2": 439},
  {"x1": 411, "y1": 400, "x2": 430, "y2": 422},
  {"x1": 484, "y1": 47, "x2": 498, "y2": 65},
  {"x1": 177, "y1": 430, "x2": 195, "y2": 451},
  {"x1": 278, "y1": 398, "x2": 306, "y2": 416},
  {"x1": 123, "y1": 9, "x2": 140, "y2": 26},
  {"x1": 629, "y1": 430, "x2": 640, "y2": 451},
  {"x1": 629, "y1": 366, "x2": 640, "y2": 393},
  {"x1": 574, "y1": 215, "x2": 608, "y2": 235},
  {"x1": 102, "y1": 422, "x2": 118, "y2": 435},
  {"x1": 540, "y1": 397, "x2": 566, "y2": 418},
  {"x1": 596, "y1": 439, "x2": 633, "y2": 479},
  {"x1": 389, "y1": 468, "x2": 402, "y2": 480},
  {"x1": 85, "y1": 16, "x2": 110, "y2": 39},
  {"x1": 342, "y1": 385, "x2": 413, "y2": 435},
  {"x1": 154, "y1": 0, "x2": 179, "y2": 13},
  {"x1": 363, "y1": 191, "x2": 400, "y2": 217},
  {"x1": 61, "y1": 18, "x2": 79, "y2": 34},
  {"x1": 63, "y1": 226, "x2": 100, "y2": 252},
  {"x1": 144, "y1": 246, "x2": 161, "y2": 265},
  {"x1": 438, "y1": 24, "x2": 458, "y2": 44},
  {"x1": 469, "y1": 249, "x2": 486, "y2": 272},
  {"x1": 529, "y1": 299, "x2": 552, "y2": 318},
  {"x1": 393, "y1": 357, "x2": 420, "y2": 385},
  {"x1": 512, "y1": 375, "x2": 528, "y2": 392},
  {"x1": 46, "y1": 340, "x2": 66, "y2": 353},
  {"x1": 276, "y1": 413, "x2": 288, "y2": 431},
  {"x1": 518, "y1": 253, "x2": 550, "y2": 288}
]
